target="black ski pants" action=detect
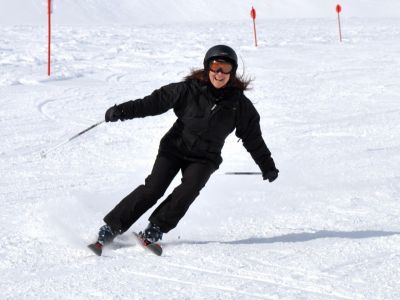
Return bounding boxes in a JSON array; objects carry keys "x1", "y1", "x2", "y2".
[{"x1": 103, "y1": 155, "x2": 216, "y2": 233}]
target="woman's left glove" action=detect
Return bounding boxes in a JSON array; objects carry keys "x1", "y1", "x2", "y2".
[
  {"x1": 260, "y1": 156, "x2": 279, "y2": 182},
  {"x1": 105, "y1": 104, "x2": 125, "y2": 122}
]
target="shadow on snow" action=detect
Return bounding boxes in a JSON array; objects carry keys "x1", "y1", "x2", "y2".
[{"x1": 169, "y1": 230, "x2": 400, "y2": 246}]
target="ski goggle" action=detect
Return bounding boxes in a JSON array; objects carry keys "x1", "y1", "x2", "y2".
[{"x1": 209, "y1": 60, "x2": 233, "y2": 74}]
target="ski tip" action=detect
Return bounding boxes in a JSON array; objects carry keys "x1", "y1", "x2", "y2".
[
  {"x1": 133, "y1": 232, "x2": 163, "y2": 256},
  {"x1": 151, "y1": 245, "x2": 163, "y2": 256},
  {"x1": 146, "y1": 242, "x2": 163, "y2": 256},
  {"x1": 88, "y1": 242, "x2": 103, "y2": 256}
]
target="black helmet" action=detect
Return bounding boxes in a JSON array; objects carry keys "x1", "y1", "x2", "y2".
[{"x1": 203, "y1": 45, "x2": 238, "y2": 73}]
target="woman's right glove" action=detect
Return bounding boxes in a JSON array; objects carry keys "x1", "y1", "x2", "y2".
[
  {"x1": 263, "y1": 169, "x2": 279, "y2": 182},
  {"x1": 105, "y1": 104, "x2": 125, "y2": 122},
  {"x1": 260, "y1": 156, "x2": 279, "y2": 182}
]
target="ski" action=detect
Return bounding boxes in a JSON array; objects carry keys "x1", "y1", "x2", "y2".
[
  {"x1": 88, "y1": 241, "x2": 103, "y2": 256},
  {"x1": 133, "y1": 232, "x2": 163, "y2": 256},
  {"x1": 88, "y1": 233, "x2": 163, "y2": 256}
]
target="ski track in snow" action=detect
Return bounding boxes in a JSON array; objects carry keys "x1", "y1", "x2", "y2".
[
  {"x1": 162, "y1": 262, "x2": 355, "y2": 299},
  {"x1": 1, "y1": 17, "x2": 400, "y2": 299}
]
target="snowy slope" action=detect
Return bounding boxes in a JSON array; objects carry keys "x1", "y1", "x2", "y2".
[
  {"x1": 1, "y1": 0, "x2": 400, "y2": 25},
  {"x1": 1, "y1": 1, "x2": 400, "y2": 299}
]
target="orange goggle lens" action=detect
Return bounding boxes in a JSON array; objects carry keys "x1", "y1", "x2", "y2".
[{"x1": 209, "y1": 60, "x2": 233, "y2": 74}]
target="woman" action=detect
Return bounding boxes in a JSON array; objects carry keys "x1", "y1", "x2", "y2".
[{"x1": 96, "y1": 45, "x2": 279, "y2": 245}]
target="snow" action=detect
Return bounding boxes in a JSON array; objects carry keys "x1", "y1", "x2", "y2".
[
  {"x1": 2, "y1": 0, "x2": 400, "y2": 25},
  {"x1": 1, "y1": 0, "x2": 400, "y2": 299}
]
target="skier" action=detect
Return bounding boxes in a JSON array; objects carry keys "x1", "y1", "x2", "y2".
[{"x1": 96, "y1": 45, "x2": 279, "y2": 246}]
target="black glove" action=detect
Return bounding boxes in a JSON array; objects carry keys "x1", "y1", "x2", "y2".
[
  {"x1": 260, "y1": 156, "x2": 279, "y2": 182},
  {"x1": 105, "y1": 104, "x2": 125, "y2": 122},
  {"x1": 263, "y1": 169, "x2": 279, "y2": 182}
]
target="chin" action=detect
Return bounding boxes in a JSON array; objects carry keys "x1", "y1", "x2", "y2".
[{"x1": 212, "y1": 80, "x2": 227, "y2": 89}]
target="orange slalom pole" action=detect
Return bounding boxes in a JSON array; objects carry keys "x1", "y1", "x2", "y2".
[
  {"x1": 336, "y1": 4, "x2": 343, "y2": 42},
  {"x1": 250, "y1": 6, "x2": 258, "y2": 47},
  {"x1": 253, "y1": 18, "x2": 258, "y2": 47},
  {"x1": 48, "y1": 0, "x2": 51, "y2": 76}
]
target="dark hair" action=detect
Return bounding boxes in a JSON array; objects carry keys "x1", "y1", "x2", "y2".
[{"x1": 184, "y1": 68, "x2": 253, "y2": 91}]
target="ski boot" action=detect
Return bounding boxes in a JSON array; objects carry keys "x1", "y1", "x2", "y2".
[
  {"x1": 98, "y1": 224, "x2": 118, "y2": 245},
  {"x1": 139, "y1": 222, "x2": 163, "y2": 243},
  {"x1": 88, "y1": 224, "x2": 118, "y2": 256}
]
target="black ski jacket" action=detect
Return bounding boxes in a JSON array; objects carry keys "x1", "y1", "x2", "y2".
[{"x1": 118, "y1": 79, "x2": 276, "y2": 173}]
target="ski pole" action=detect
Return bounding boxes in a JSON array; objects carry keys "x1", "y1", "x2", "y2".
[
  {"x1": 40, "y1": 120, "x2": 105, "y2": 158},
  {"x1": 225, "y1": 172, "x2": 262, "y2": 175}
]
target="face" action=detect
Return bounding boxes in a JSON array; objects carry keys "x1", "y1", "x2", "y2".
[{"x1": 208, "y1": 60, "x2": 232, "y2": 89}]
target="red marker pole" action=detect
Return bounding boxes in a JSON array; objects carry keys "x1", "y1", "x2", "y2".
[
  {"x1": 336, "y1": 4, "x2": 342, "y2": 42},
  {"x1": 48, "y1": 0, "x2": 52, "y2": 76},
  {"x1": 250, "y1": 6, "x2": 258, "y2": 47}
]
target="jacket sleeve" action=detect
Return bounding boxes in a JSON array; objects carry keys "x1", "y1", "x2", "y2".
[
  {"x1": 235, "y1": 96, "x2": 277, "y2": 173},
  {"x1": 117, "y1": 82, "x2": 187, "y2": 119}
]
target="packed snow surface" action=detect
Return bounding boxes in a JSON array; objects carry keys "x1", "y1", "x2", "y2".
[{"x1": 1, "y1": 1, "x2": 400, "y2": 299}]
